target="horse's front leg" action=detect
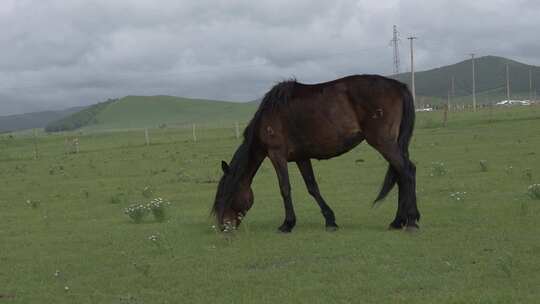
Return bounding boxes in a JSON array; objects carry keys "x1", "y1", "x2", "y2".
[
  {"x1": 268, "y1": 150, "x2": 296, "y2": 233},
  {"x1": 296, "y1": 159, "x2": 338, "y2": 231}
]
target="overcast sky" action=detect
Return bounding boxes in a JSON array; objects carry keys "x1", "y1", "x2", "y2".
[{"x1": 1, "y1": 0, "x2": 539, "y2": 115}]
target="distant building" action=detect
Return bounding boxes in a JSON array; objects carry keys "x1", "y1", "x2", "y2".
[
  {"x1": 495, "y1": 100, "x2": 531, "y2": 106},
  {"x1": 415, "y1": 107, "x2": 433, "y2": 112}
]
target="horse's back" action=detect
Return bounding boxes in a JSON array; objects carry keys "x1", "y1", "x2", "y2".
[{"x1": 257, "y1": 75, "x2": 407, "y2": 161}]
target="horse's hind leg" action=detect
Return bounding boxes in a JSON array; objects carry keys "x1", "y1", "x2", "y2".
[
  {"x1": 268, "y1": 150, "x2": 297, "y2": 233},
  {"x1": 370, "y1": 141, "x2": 420, "y2": 231},
  {"x1": 296, "y1": 159, "x2": 338, "y2": 231}
]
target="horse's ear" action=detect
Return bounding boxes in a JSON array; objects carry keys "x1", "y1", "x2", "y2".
[{"x1": 221, "y1": 161, "x2": 230, "y2": 174}]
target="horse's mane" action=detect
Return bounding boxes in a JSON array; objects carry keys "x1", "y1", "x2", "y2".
[
  {"x1": 211, "y1": 79, "x2": 297, "y2": 220},
  {"x1": 258, "y1": 78, "x2": 296, "y2": 111}
]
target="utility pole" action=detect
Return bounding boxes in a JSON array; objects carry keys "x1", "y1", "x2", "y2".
[
  {"x1": 470, "y1": 53, "x2": 476, "y2": 111},
  {"x1": 235, "y1": 122, "x2": 240, "y2": 139},
  {"x1": 444, "y1": 89, "x2": 449, "y2": 127},
  {"x1": 529, "y1": 69, "x2": 533, "y2": 101},
  {"x1": 32, "y1": 128, "x2": 39, "y2": 160},
  {"x1": 192, "y1": 124, "x2": 197, "y2": 142},
  {"x1": 408, "y1": 36, "x2": 417, "y2": 105},
  {"x1": 451, "y1": 76, "x2": 455, "y2": 111},
  {"x1": 391, "y1": 25, "x2": 400, "y2": 76},
  {"x1": 506, "y1": 63, "x2": 510, "y2": 101}
]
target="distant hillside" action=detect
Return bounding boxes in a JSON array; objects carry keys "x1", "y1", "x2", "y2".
[
  {"x1": 395, "y1": 56, "x2": 540, "y2": 105},
  {"x1": 41, "y1": 56, "x2": 540, "y2": 132},
  {"x1": 44, "y1": 99, "x2": 117, "y2": 132},
  {"x1": 45, "y1": 96, "x2": 258, "y2": 132},
  {"x1": 0, "y1": 106, "x2": 85, "y2": 133}
]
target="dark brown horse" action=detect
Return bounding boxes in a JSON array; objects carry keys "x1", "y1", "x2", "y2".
[{"x1": 212, "y1": 75, "x2": 420, "y2": 232}]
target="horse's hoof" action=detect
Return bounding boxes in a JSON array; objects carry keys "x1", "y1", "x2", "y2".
[
  {"x1": 278, "y1": 225, "x2": 293, "y2": 233},
  {"x1": 388, "y1": 222, "x2": 404, "y2": 231},
  {"x1": 405, "y1": 225, "x2": 420, "y2": 233},
  {"x1": 325, "y1": 224, "x2": 339, "y2": 232}
]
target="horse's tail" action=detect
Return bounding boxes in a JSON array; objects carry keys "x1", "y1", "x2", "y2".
[{"x1": 373, "y1": 84, "x2": 415, "y2": 203}]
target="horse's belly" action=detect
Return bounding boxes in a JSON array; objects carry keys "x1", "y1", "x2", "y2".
[
  {"x1": 283, "y1": 101, "x2": 363, "y2": 161},
  {"x1": 287, "y1": 130, "x2": 364, "y2": 161}
]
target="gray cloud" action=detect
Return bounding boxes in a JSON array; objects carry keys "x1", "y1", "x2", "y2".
[{"x1": 0, "y1": 0, "x2": 538, "y2": 115}]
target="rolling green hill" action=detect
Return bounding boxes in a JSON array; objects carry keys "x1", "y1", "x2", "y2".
[
  {"x1": 44, "y1": 96, "x2": 258, "y2": 132},
  {"x1": 0, "y1": 106, "x2": 85, "y2": 133},
  {"x1": 396, "y1": 55, "x2": 540, "y2": 105},
  {"x1": 44, "y1": 99, "x2": 116, "y2": 132},
  {"x1": 91, "y1": 96, "x2": 258, "y2": 130}
]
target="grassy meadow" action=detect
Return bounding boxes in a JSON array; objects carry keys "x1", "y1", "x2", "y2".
[{"x1": 1, "y1": 106, "x2": 540, "y2": 303}]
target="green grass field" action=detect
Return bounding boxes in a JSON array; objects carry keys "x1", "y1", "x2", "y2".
[{"x1": 1, "y1": 106, "x2": 540, "y2": 303}]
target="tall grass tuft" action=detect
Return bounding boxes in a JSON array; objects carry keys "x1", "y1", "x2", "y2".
[
  {"x1": 479, "y1": 160, "x2": 488, "y2": 172},
  {"x1": 124, "y1": 197, "x2": 171, "y2": 223},
  {"x1": 124, "y1": 203, "x2": 149, "y2": 223},
  {"x1": 26, "y1": 199, "x2": 40, "y2": 209},
  {"x1": 110, "y1": 193, "x2": 126, "y2": 204},
  {"x1": 527, "y1": 184, "x2": 540, "y2": 200},
  {"x1": 142, "y1": 186, "x2": 154, "y2": 198},
  {"x1": 497, "y1": 253, "x2": 513, "y2": 278},
  {"x1": 147, "y1": 198, "x2": 171, "y2": 222},
  {"x1": 523, "y1": 169, "x2": 533, "y2": 181}
]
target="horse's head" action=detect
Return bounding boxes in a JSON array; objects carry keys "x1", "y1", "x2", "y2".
[{"x1": 212, "y1": 160, "x2": 254, "y2": 230}]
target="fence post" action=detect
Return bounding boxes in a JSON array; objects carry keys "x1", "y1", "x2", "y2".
[
  {"x1": 145, "y1": 128, "x2": 150, "y2": 146},
  {"x1": 192, "y1": 124, "x2": 197, "y2": 142},
  {"x1": 235, "y1": 122, "x2": 240, "y2": 139},
  {"x1": 32, "y1": 129, "x2": 39, "y2": 160},
  {"x1": 443, "y1": 104, "x2": 448, "y2": 127}
]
